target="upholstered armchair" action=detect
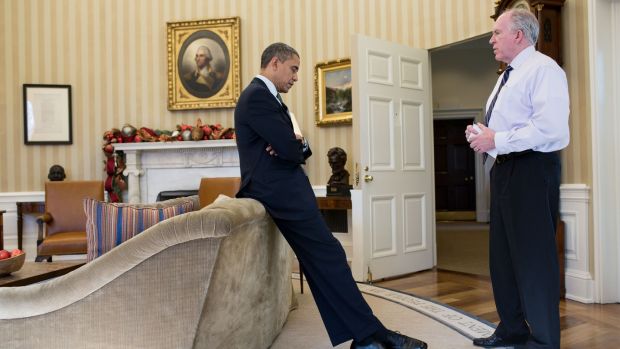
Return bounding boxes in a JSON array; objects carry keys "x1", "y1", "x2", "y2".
[
  {"x1": 198, "y1": 177, "x2": 240, "y2": 208},
  {"x1": 36, "y1": 181, "x2": 104, "y2": 262}
]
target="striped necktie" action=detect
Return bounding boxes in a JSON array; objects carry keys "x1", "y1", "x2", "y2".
[{"x1": 483, "y1": 66, "x2": 513, "y2": 164}]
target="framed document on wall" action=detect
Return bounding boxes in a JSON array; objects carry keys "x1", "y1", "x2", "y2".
[{"x1": 23, "y1": 84, "x2": 73, "y2": 145}]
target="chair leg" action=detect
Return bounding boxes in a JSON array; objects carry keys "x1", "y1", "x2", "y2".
[{"x1": 35, "y1": 255, "x2": 52, "y2": 262}]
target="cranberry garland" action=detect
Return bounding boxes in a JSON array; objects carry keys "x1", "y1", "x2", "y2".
[{"x1": 101, "y1": 120, "x2": 235, "y2": 202}]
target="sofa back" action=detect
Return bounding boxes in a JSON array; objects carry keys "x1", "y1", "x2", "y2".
[{"x1": 0, "y1": 198, "x2": 292, "y2": 349}]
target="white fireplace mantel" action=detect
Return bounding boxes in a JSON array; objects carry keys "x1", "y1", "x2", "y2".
[{"x1": 113, "y1": 140, "x2": 240, "y2": 203}]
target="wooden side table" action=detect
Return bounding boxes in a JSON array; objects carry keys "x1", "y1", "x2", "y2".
[
  {"x1": 0, "y1": 210, "x2": 5, "y2": 250},
  {"x1": 316, "y1": 196, "x2": 352, "y2": 210},
  {"x1": 16, "y1": 202, "x2": 45, "y2": 250},
  {"x1": 0, "y1": 261, "x2": 84, "y2": 287}
]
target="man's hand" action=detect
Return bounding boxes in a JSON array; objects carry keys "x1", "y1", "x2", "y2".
[
  {"x1": 465, "y1": 124, "x2": 480, "y2": 142},
  {"x1": 468, "y1": 123, "x2": 496, "y2": 153},
  {"x1": 266, "y1": 144, "x2": 278, "y2": 156},
  {"x1": 266, "y1": 134, "x2": 304, "y2": 157}
]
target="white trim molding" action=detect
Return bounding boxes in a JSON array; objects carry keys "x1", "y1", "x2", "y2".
[
  {"x1": 560, "y1": 184, "x2": 593, "y2": 302},
  {"x1": 588, "y1": 0, "x2": 620, "y2": 303}
]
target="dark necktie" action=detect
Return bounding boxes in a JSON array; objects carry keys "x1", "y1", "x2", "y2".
[
  {"x1": 483, "y1": 65, "x2": 513, "y2": 164},
  {"x1": 276, "y1": 93, "x2": 293, "y2": 130},
  {"x1": 276, "y1": 93, "x2": 288, "y2": 112}
]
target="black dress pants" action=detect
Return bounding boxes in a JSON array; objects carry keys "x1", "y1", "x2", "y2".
[
  {"x1": 489, "y1": 151, "x2": 561, "y2": 349},
  {"x1": 272, "y1": 212, "x2": 384, "y2": 346}
]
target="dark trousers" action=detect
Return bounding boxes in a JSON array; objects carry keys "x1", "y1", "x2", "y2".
[
  {"x1": 490, "y1": 151, "x2": 561, "y2": 349},
  {"x1": 272, "y1": 213, "x2": 384, "y2": 346}
]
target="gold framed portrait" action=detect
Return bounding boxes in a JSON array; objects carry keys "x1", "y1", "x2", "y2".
[
  {"x1": 167, "y1": 17, "x2": 241, "y2": 110},
  {"x1": 314, "y1": 58, "x2": 352, "y2": 126}
]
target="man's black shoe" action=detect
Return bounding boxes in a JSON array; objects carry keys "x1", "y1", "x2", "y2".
[
  {"x1": 350, "y1": 330, "x2": 427, "y2": 349},
  {"x1": 350, "y1": 340, "x2": 387, "y2": 349},
  {"x1": 473, "y1": 333, "x2": 528, "y2": 347},
  {"x1": 385, "y1": 330, "x2": 428, "y2": 349}
]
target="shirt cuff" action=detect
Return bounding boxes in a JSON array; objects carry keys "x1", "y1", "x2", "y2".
[
  {"x1": 301, "y1": 138, "x2": 310, "y2": 152},
  {"x1": 494, "y1": 131, "x2": 508, "y2": 155}
]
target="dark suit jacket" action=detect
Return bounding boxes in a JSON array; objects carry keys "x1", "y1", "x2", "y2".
[{"x1": 235, "y1": 78, "x2": 317, "y2": 220}]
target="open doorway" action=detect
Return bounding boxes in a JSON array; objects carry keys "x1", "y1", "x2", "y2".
[
  {"x1": 434, "y1": 117, "x2": 476, "y2": 221},
  {"x1": 429, "y1": 33, "x2": 497, "y2": 276},
  {"x1": 430, "y1": 33, "x2": 497, "y2": 223}
]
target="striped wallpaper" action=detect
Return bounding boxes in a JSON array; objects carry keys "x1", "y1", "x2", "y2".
[{"x1": 0, "y1": 0, "x2": 589, "y2": 192}]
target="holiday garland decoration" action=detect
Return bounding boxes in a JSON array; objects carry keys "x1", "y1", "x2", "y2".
[{"x1": 102, "y1": 119, "x2": 235, "y2": 202}]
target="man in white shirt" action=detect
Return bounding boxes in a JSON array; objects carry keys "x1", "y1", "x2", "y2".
[{"x1": 466, "y1": 9, "x2": 569, "y2": 349}]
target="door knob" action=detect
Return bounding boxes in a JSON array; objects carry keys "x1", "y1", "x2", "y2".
[{"x1": 364, "y1": 175, "x2": 374, "y2": 182}]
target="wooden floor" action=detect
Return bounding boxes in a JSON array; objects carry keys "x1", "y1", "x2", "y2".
[{"x1": 375, "y1": 268, "x2": 620, "y2": 349}]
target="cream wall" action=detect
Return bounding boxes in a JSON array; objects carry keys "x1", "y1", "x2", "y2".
[
  {"x1": 431, "y1": 45, "x2": 498, "y2": 111},
  {"x1": 0, "y1": 0, "x2": 589, "y2": 192}
]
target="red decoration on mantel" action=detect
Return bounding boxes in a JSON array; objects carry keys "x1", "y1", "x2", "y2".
[{"x1": 101, "y1": 119, "x2": 235, "y2": 202}]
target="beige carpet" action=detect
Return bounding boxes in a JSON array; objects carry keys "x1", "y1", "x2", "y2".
[
  {"x1": 436, "y1": 221, "x2": 490, "y2": 276},
  {"x1": 271, "y1": 276, "x2": 495, "y2": 349}
]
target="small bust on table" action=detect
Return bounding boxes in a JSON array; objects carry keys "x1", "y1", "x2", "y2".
[
  {"x1": 327, "y1": 147, "x2": 352, "y2": 196},
  {"x1": 47, "y1": 165, "x2": 66, "y2": 181}
]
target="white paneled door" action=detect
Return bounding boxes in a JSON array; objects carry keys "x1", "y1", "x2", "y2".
[{"x1": 352, "y1": 34, "x2": 435, "y2": 280}]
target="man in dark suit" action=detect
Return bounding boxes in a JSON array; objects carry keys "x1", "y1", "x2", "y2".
[{"x1": 235, "y1": 42, "x2": 427, "y2": 349}]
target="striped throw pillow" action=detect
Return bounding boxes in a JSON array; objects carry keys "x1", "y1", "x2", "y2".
[{"x1": 84, "y1": 198, "x2": 195, "y2": 262}]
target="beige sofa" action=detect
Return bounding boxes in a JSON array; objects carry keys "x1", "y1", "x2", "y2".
[{"x1": 0, "y1": 197, "x2": 294, "y2": 349}]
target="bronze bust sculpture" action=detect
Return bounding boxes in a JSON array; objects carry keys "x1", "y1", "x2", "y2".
[
  {"x1": 47, "y1": 165, "x2": 66, "y2": 181},
  {"x1": 327, "y1": 147, "x2": 349, "y2": 186},
  {"x1": 327, "y1": 147, "x2": 351, "y2": 196}
]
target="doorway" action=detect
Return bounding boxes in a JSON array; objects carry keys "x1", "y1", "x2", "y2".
[
  {"x1": 430, "y1": 33, "x2": 497, "y2": 223},
  {"x1": 429, "y1": 33, "x2": 497, "y2": 276},
  {"x1": 434, "y1": 118, "x2": 476, "y2": 220}
]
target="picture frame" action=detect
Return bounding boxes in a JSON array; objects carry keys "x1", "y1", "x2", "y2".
[
  {"x1": 167, "y1": 17, "x2": 241, "y2": 110},
  {"x1": 23, "y1": 84, "x2": 72, "y2": 145},
  {"x1": 314, "y1": 58, "x2": 352, "y2": 126}
]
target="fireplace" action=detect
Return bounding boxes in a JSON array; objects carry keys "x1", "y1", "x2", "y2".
[
  {"x1": 113, "y1": 140, "x2": 240, "y2": 203},
  {"x1": 156, "y1": 190, "x2": 199, "y2": 202}
]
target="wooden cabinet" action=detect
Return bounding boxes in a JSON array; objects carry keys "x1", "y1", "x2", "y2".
[{"x1": 492, "y1": 0, "x2": 565, "y2": 66}]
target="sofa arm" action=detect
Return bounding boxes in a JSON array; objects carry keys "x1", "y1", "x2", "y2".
[{"x1": 0, "y1": 198, "x2": 268, "y2": 320}]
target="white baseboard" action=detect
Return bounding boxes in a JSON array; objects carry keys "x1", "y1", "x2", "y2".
[
  {"x1": 565, "y1": 269, "x2": 595, "y2": 303},
  {"x1": 560, "y1": 184, "x2": 591, "y2": 303}
]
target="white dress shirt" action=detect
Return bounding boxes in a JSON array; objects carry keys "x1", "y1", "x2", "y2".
[
  {"x1": 256, "y1": 74, "x2": 280, "y2": 103},
  {"x1": 486, "y1": 46, "x2": 570, "y2": 159},
  {"x1": 255, "y1": 74, "x2": 303, "y2": 135}
]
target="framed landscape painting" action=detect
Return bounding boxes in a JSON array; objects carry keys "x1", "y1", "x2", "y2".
[{"x1": 314, "y1": 58, "x2": 352, "y2": 126}]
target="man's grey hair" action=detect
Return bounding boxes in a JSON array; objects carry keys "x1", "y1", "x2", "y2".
[
  {"x1": 506, "y1": 8, "x2": 539, "y2": 45},
  {"x1": 260, "y1": 42, "x2": 299, "y2": 68},
  {"x1": 197, "y1": 46, "x2": 212, "y2": 60}
]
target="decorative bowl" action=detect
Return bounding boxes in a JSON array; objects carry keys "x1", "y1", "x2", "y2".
[{"x1": 0, "y1": 253, "x2": 26, "y2": 276}]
